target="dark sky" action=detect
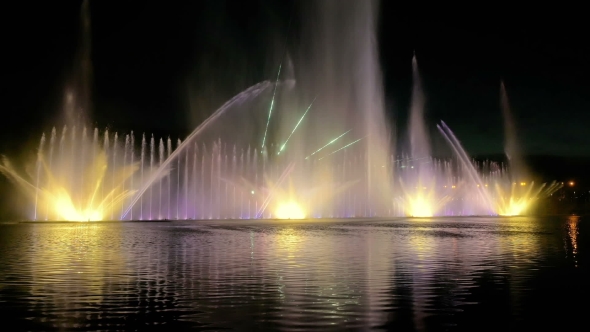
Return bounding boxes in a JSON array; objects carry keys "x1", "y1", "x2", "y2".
[{"x1": 1, "y1": 0, "x2": 590, "y2": 158}]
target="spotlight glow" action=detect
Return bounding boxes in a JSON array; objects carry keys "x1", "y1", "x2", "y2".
[
  {"x1": 495, "y1": 181, "x2": 562, "y2": 216},
  {"x1": 275, "y1": 202, "x2": 305, "y2": 219},
  {"x1": 497, "y1": 199, "x2": 529, "y2": 217},
  {"x1": 400, "y1": 178, "x2": 450, "y2": 217},
  {"x1": 407, "y1": 195, "x2": 433, "y2": 217},
  {"x1": 0, "y1": 150, "x2": 137, "y2": 222},
  {"x1": 52, "y1": 188, "x2": 104, "y2": 221}
]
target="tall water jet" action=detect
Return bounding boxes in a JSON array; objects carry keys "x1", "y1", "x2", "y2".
[
  {"x1": 117, "y1": 0, "x2": 394, "y2": 220},
  {"x1": 400, "y1": 54, "x2": 450, "y2": 217},
  {"x1": 273, "y1": 0, "x2": 393, "y2": 216},
  {"x1": 493, "y1": 82, "x2": 562, "y2": 215},
  {"x1": 63, "y1": 0, "x2": 93, "y2": 126},
  {"x1": 501, "y1": 81, "x2": 527, "y2": 180},
  {"x1": 0, "y1": 0, "x2": 108, "y2": 221},
  {"x1": 353, "y1": 0, "x2": 393, "y2": 216},
  {"x1": 409, "y1": 54, "x2": 429, "y2": 161}
]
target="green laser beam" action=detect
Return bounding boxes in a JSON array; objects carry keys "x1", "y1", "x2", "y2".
[
  {"x1": 261, "y1": 64, "x2": 282, "y2": 149},
  {"x1": 261, "y1": 13, "x2": 293, "y2": 151},
  {"x1": 304, "y1": 130, "x2": 351, "y2": 160},
  {"x1": 278, "y1": 96, "x2": 317, "y2": 155},
  {"x1": 318, "y1": 137, "x2": 365, "y2": 160}
]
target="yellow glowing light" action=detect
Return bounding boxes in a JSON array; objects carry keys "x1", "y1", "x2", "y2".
[
  {"x1": 53, "y1": 188, "x2": 103, "y2": 221},
  {"x1": 495, "y1": 181, "x2": 562, "y2": 216},
  {"x1": 275, "y1": 202, "x2": 305, "y2": 219},
  {"x1": 497, "y1": 199, "x2": 529, "y2": 216},
  {"x1": 407, "y1": 196, "x2": 433, "y2": 217},
  {"x1": 400, "y1": 178, "x2": 450, "y2": 218},
  {"x1": 0, "y1": 150, "x2": 137, "y2": 222},
  {"x1": 451, "y1": 185, "x2": 456, "y2": 189},
  {"x1": 569, "y1": 181, "x2": 575, "y2": 187}
]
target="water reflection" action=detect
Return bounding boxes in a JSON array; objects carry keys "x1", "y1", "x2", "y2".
[
  {"x1": 29, "y1": 224, "x2": 127, "y2": 295},
  {"x1": 25, "y1": 225, "x2": 125, "y2": 328},
  {"x1": 0, "y1": 217, "x2": 587, "y2": 331},
  {"x1": 565, "y1": 215, "x2": 580, "y2": 267}
]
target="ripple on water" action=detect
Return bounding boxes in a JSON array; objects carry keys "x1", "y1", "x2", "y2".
[{"x1": 0, "y1": 217, "x2": 587, "y2": 331}]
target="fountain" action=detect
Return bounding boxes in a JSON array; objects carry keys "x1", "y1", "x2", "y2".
[
  {"x1": 486, "y1": 82, "x2": 562, "y2": 215},
  {"x1": 0, "y1": 0, "x2": 562, "y2": 221},
  {"x1": 398, "y1": 55, "x2": 451, "y2": 217}
]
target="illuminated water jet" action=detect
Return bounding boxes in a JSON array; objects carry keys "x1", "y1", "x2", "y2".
[
  {"x1": 493, "y1": 181, "x2": 562, "y2": 216},
  {"x1": 0, "y1": 144, "x2": 137, "y2": 221}
]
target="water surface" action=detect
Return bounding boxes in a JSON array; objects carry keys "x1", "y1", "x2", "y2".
[{"x1": 0, "y1": 216, "x2": 586, "y2": 331}]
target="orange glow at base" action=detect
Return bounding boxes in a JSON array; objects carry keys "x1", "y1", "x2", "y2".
[{"x1": 275, "y1": 202, "x2": 306, "y2": 219}]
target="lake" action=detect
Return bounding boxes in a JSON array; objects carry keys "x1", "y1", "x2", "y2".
[{"x1": 0, "y1": 216, "x2": 586, "y2": 331}]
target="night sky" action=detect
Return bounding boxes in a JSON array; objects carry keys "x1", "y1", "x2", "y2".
[{"x1": 1, "y1": 1, "x2": 589, "y2": 156}]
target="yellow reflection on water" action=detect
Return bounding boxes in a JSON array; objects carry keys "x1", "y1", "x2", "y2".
[
  {"x1": 29, "y1": 223, "x2": 129, "y2": 307},
  {"x1": 497, "y1": 217, "x2": 542, "y2": 261},
  {"x1": 275, "y1": 228, "x2": 303, "y2": 260},
  {"x1": 408, "y1": 228, "x2": 436, "y2": 261},
  {"x1": 566, "y1": 215, "x2": 579, "y2": 267}
]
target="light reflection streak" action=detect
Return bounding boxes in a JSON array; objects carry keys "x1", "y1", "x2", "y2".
[{"x1": 566, "y1": 215, "x2": 579, "y2": 267}]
